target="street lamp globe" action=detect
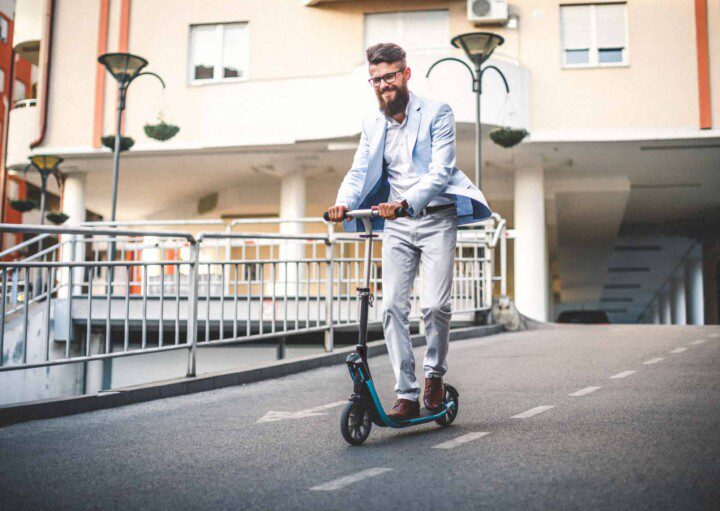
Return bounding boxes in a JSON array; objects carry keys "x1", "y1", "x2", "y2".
[
  {"x1": 98, "y1": 52, "x2": 148, "y2": 83},
  {"x1": 451, "y1": 32, "x2": 505, "y2": 66}
]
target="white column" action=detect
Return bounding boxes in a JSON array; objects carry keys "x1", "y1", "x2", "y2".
[
  {"x1": 659, "y1": 290, "x2": 671, "y2": 325},
  {"x1": 685, "y1": 257, "x2": 704, "y2": 325},
  {"x1": 650, "y1": 299, "x2": 660, "y2": 324},
  {"x1": 278, "y1": 172, "x2": 306, "y2": 295},
  {"x1": 59, "y1": 173, "x2": 86, "y2": 297},
  {"x1": 513, "y1": 166, "x2": 548, "y2": 322},
  {"x1": 670, "y1": 276, "x2": 687, "y2": 325}
]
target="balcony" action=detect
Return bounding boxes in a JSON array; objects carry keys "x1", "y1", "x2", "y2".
[
  {"x1": 6, "y1": 102, "x2": 38, "y2": 171},
  {"x1": 13, "y1": 0, "x2": 43, "y2": 64}
]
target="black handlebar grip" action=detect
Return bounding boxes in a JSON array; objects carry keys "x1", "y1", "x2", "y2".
[{"x1": 323, "y1": 210, "x2": 347, "y2": 222}]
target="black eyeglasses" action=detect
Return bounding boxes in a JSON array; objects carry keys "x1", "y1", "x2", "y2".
[{"x1": 368, "y1": 69, "x2": 405, "y2": 87}]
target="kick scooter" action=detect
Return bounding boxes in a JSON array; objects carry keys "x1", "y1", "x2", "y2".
[{"x1": 324, "y1": 207, "x2": 459, "y2": 446}]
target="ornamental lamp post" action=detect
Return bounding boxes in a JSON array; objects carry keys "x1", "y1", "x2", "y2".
[
  {"x1": 27, "y1": 154, "x2": 64, "y2": 227},
  {"x1": 97, "y1": 52, "x2": 166, "y2": 223},
  {"x1": 25, "y1": 154, "x2": 63, "y2": 293},
  {"x1": 426, "y1": 32, "x2": 508, "y2": 189}
]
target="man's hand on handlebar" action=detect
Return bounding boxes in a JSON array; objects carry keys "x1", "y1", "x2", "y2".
[
  {"x1": 326, "y1": 204, "x2": 348, "y2": 223},
  {"x1": 377, "y1": 200, "x2": 406, "y2": 220}
]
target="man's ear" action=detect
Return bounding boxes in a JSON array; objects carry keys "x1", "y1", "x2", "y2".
[{"x1": 404, "y1": 67, "x2": 412, "y2": 81}]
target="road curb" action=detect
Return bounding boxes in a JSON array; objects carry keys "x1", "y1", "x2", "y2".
[{"x1": 0, "y1": 324, "x2": 504, "y2": 427}]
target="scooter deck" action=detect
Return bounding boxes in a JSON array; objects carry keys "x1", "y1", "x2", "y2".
[{"x1": 392, "y1": 402, "x2": 455, "y2": 426}]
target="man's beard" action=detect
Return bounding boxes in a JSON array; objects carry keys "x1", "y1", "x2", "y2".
[{"x1": 376, "y1": 84, "x2": 410, "y2": 117}]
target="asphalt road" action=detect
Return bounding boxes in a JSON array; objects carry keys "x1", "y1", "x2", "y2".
[{"x1": 1, "y1": 324, "x2": 719, "y2": 510}]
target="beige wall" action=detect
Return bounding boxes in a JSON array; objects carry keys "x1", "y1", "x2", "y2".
[
  {"x1": 519, "y1": 0, "x2": 704, "y2": 130},
  {"x1": 40, "y1": 0, "x2": 719, "y2": 151},
  {"x1": 708, "y1": 0, "x2": 720, "y2": 128},
  {"x1": 45, "y1": 0, "x2": 99, "y2": 148}
]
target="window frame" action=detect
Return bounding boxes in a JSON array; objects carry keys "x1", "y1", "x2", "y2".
[
  {"x1": 364, "y1": 9, "x2": 450, "y2": 54},
  {"x1": 188, "y1": 22, "x2": 249, "y2": 86},
  {"x1": 560, "y1": 2, "x2": 629, "y2": 69}
]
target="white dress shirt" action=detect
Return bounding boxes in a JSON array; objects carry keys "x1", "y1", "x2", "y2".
[{"x1": 383, "y1": 102, "x2": 454, "y2": 208}]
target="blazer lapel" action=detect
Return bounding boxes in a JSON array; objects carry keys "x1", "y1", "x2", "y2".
[
  {"x1": 360, "y1": 114, "x2": 387, "y2": 198},
  {"x1": 405, "y1": 94, "x2": 422, "y2": 163}
]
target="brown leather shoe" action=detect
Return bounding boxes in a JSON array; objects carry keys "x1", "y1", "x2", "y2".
[
  {"x1": 387, "y1": 398, "x2": 420, "y2": 420},
  {"x1": 423, "y1": 377, "x2": 444, "y2": 411}
]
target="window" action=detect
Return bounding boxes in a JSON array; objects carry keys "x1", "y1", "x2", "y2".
[
  {"x1": 0, "y1": 69, "x2": 5, "y2": 94},
  {"x1": 0, "y1": 18, "x2": 8, "y2": 44},
  {"x1": 189, "y1": 23, "x2": 248, "y2": 84},
  {"x1": 560, "y1": 3, "x2": 627, "y2": 67},
  {"x1": 364, "y1": 10, "x2": 449, "y2": 54}
]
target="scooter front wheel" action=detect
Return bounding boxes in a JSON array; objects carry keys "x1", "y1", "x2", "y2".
[
  {"x1": 435, "y1": 384, "x2": 459, "y2": 427},
  {"x1": 340, "y1": 401, "x2": 372, "y2": 445}
]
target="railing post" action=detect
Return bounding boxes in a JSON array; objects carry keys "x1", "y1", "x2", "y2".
[
  {"x1": 500, "y1": 223, "x2": 507, "y2": 297},
  {"x1": 472, "y1": 228, "x2": 484, "y2": 325},
  {"x1": 324, "y1": 225, "x2": 335, "y2": 352},
  {"x1": 186, "y1": 239, "x2": 200, "y2": 377},
  {"x1": 277, "y1": 336, "x2": 286, "y2": 360},
  {"x1": 485, "y1": 226, "x2": 494, "y2": 310}
]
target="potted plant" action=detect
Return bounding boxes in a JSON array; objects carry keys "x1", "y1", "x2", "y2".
[
  {"x1": 144, "y1": 114, "x2": 180, "y2": 142},
  {"x1": 101, "y1": 135, "x2": 135, "y2": 152},
  {"x1": 8, "y1": 198, "x2": 36, "y2": 213},
  {"x1": 489, "y1": 127, "x2": 529, "y2": 148},
  {"x1": 46, "y1": 211, "x2": 69, "y2": 225}
]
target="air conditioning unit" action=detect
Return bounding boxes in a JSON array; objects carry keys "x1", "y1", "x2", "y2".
[{"x1": 467, "y1": 0, "x2": 509, "y2": 24}]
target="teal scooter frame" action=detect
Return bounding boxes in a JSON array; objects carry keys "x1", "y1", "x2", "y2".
[{"x1": 324, "y1": 207, "x2": 459, "y2": 445}]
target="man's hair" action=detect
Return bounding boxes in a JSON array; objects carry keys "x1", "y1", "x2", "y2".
[{"x1": 366, "y1": 42, "x2": 407, "y2": 67}]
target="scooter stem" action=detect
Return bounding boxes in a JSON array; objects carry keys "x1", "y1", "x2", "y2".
[
  {"x1": 361, "y1": 218, "x2": 374, "y2": 289},
  {"x1": 355, "y1": 217, "x2": 375, "y2": 352}
]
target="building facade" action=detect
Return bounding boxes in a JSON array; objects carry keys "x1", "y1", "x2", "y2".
[
  {"x1": 3, "y1": 0, "x2": 720, "y2": 324},
  {"x1": 0, "y1": 0, "x2": 37, "y2": 253}
]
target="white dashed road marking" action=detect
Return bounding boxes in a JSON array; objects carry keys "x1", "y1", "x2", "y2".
[
  {"x1": 432, "y1": 432, "x2": 490, "y2": 450},
  {"x1": 511, "y1": 405, "x2": 555, "y2": 419},
  {"x1": 690, "y1": 340, "x2": 706, "y2": 345},
  {"x1": 569, "y1": 386, "x2": 602, "y2": 397},
  {"x1": 669, "y1": 347, "x2": 687, "y2": 354},
  {"x1": 610, "y1": 370, "x2": 637, "y2": 379},
  {"x1": 310, "y1": 468, "x2": 393, "y2": 491},
  {"x1": 643, "y1": 357, "x2": 664, "y2": 365},
  {"x1": 257, "y1": 401, "x2": 346, "y2": 423}
]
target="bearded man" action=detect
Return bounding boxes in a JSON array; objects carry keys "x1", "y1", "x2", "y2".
[{"x1": 326, "y1": 43, "x2": 491, "y2": 420}]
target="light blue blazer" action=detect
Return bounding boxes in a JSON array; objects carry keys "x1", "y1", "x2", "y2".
[{"x1": 335, "y1": 92, "x2": 492, "y2": 232}]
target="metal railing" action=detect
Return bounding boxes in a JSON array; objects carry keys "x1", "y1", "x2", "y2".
[{"x1": 0, "y1": 215, "x2": 508, "y2": 379}]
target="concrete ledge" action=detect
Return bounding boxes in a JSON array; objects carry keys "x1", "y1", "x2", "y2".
[{"x1": 0, "y1": 324, "x2": 503, "y2": 427}]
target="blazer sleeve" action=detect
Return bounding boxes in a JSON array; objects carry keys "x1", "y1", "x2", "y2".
[
  {"x1": 402, "y1": 103, "x2": 456, "y2": 215},
  {"x1": 335, "y1": 119, "x2": 371, "y2": 210}
]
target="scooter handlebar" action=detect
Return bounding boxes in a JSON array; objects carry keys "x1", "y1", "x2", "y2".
[{"x1": 323, "y1": 207, "x2": 407, "y2": 222}]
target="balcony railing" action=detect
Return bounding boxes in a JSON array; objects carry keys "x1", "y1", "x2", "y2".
[{"x1": 0, "y1": 215, "x2": 508, "y2": 379}]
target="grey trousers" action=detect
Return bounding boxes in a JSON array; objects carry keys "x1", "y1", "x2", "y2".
[{"x1": 381, "y1": 206, "x2": 457, "y2": 400}]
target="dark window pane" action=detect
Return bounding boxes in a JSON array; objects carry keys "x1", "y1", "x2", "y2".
[
  {"x1": 599, "y1": 48, "x2": 623, "y2": 63},
  {"x1": 565, "y1": 49, "x2": 589, "y2": 65},
  {"x1": 194, "y1": 65, "x2": 214, "y2": 80},
  {"x1": 223, "y1": 67, "x2": 242, "y2": 78}
]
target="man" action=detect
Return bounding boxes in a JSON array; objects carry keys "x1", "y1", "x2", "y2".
[{"x1": 327, "y1": 43, "x2": 492, "y2": 420}]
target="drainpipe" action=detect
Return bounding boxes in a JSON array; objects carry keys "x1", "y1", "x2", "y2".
[{"x1": 30, "y1": 0, "x2": 55, "y2": 149}]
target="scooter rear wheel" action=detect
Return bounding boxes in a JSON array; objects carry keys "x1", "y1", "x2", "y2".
[
  {"x1": 435, "y1": 384, "x2": 459, "y2": 427},
  {"x1": 341, "y1": 401, "x2": 372, "y2": 445}
]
